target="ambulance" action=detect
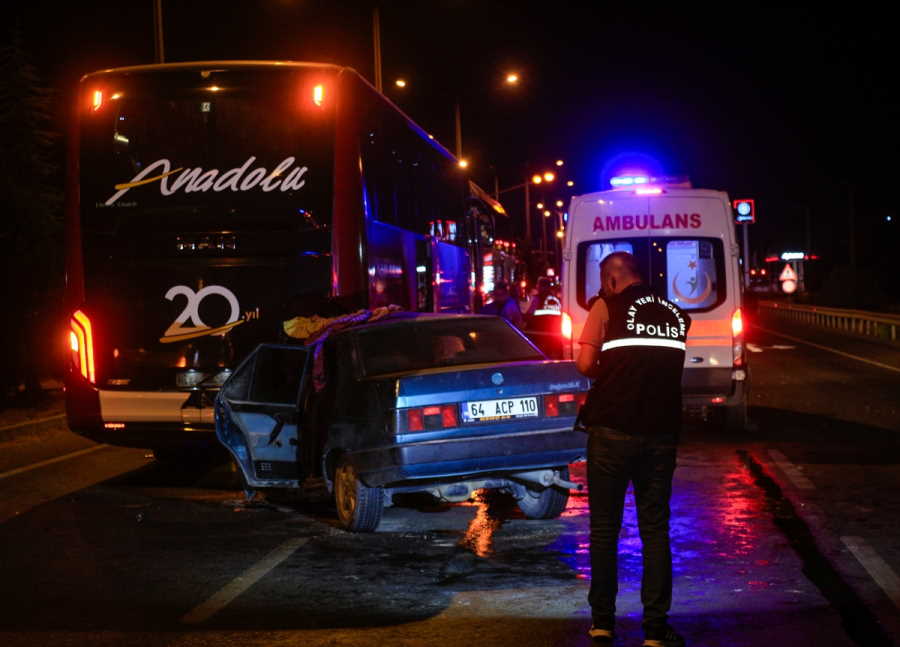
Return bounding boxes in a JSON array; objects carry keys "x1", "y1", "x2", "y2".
[{"x1": 560, "y1": 175, "x2": 748, "y2": 430}]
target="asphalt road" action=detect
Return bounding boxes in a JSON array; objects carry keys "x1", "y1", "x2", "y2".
[{"x1": 0, "y1": 320, "x2": 897, "y2": 647}]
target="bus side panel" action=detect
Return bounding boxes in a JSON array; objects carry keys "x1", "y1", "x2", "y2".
[
  {"x1": 366, "y1": 220, "x2": 415, "y2": 310},
  {"x1": 332, "y1": 70, "x2": 366, "y2": 305},
  {"x1": 434, "y1": 241, "x2": 471, "y2": 313}
]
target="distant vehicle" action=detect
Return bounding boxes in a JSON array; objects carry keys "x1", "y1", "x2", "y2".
[
  {"x1": 215, "y1": 313, "x2": 589, "y2": 532},
  {"x1": 64, "y1": 61, "x2": 505, "y2": 458},
  {"x1": 560, "y1": 175, "x2": 749, "y2": 430}
]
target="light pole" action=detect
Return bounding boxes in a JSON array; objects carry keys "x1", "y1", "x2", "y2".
[{"x1": 153, "y1": 0, "x2": 165, "y2": 63}]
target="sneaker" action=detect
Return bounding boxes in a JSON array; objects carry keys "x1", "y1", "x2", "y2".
[
  {"x1": 642, "y1": 624, "x2": 685, "y2": 647},
  {"x1": 588, "y1": 625, "x2": 615, "y2": 644}
]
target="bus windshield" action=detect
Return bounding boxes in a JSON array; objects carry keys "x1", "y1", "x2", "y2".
[{"x1": 80, "y1": 67, "x2": 335, "y2": 258}]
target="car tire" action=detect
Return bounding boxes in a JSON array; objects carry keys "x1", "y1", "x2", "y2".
[
  {"x1": 333, "y1": 454, "x2": 383, "y2": 532},
  {"x1": 516, "y1": 467, "x2": 571, "y2": 519}
]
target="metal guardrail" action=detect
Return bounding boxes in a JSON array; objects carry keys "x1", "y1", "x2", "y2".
[{"x1": 758, "y1": 301, "x2": 900, "y2": 345}]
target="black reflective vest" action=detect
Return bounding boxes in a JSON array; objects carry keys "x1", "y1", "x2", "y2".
[{"x1": 580, "y1": 283, "x2": 691, "y2": 435}]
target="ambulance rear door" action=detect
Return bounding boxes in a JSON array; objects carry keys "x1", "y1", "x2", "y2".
[{"x1": 644, "y1": 192, "x2": 739, "y2": 393}]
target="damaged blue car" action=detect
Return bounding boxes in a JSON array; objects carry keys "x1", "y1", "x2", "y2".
[{"x1": 215, "y1": 313, "x2": 589, "y2": 532}]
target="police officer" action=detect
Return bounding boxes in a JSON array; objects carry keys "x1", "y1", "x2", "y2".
[{"x1": 576, "y1": 251, "x2": 690, "y2": 647}]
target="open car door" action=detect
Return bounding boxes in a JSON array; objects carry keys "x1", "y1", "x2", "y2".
[{"x1": 215, "y1": 344, "x2": 309, "y2": 489}]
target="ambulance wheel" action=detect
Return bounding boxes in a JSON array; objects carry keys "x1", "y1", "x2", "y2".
[
  {"x1": 724, "y1": 402, "x2": 748, "y2": 433},
  {"x1": 334, "y1": 454, "x2": 383, "y2": 532},
  {"x1": 517, "y1": 467, "x2": 571, "y2": 519}
]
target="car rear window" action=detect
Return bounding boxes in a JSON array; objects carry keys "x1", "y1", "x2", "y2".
[
  {"x1": 356, "y1": 318, "x2": 544, "y2": 376},
  {"x1": 577, "y1": 237, "x2": 726, "y2": 312}
]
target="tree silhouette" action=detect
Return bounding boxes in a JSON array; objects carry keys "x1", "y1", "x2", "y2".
[{"x1": 0, "y1": 24, "x2": 63, "y2": 404}]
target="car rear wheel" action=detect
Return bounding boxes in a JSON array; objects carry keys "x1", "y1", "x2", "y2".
[
  {"x1": 333, "y1": 455, "x2": 383, "y2": 532},
  {"x1": 516, "y1": 467, "x2": 571, "y2": 519}
]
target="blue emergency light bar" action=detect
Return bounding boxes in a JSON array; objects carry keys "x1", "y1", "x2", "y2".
[
  {"x1": 610, "y1": 175, "x2": 650, "y2": 186},
  {"x1": 610, "y1": 174, "x2": 690, "y2": 189}
]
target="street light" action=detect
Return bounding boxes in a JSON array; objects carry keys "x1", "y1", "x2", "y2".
[
  {"x1": 505, "y1": 72, "x2": 520, "y2": 85},
  {"x1": 555, "y1": 159, "x2": 564, "y2": 167},
  {"x1": 567, "y1": 180, "x2": 574, "y2": 187},
  {"x1": 395, "y1": 78, "x2": 407, "y2": 88},
  {"x1": 555, "y1": 200, "x2": 564, "y2": 208},
  {"x1": 497, "y1": 167, "x2": 560, "y2": 248},
  {"x1": 458, "y1": 159, "x2": 469, "y2": 169}
]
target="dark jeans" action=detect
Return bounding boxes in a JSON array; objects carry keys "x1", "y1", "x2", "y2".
[{"x1": 587, "y1": 426, "x2": 677, "y2": 632}]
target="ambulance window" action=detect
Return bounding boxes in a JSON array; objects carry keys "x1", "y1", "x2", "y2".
[
  {"x1": 660, "y1": 239, "x2": 725, "y2": 311},
  {"x1": 582, "y1": 241, "x2": 634, "y2": 303}
]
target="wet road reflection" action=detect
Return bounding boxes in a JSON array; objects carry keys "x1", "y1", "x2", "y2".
[{"x1": 548, "y1": 453, "x2": 767, "y2": 584}]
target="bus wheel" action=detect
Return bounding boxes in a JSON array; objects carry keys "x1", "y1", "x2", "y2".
[
  {"x1": 516, "y1": 467, "x2": 570, "y2": 519},
  {"x1": 333, "y1": 455, "x2": 383, "y2": 532}
]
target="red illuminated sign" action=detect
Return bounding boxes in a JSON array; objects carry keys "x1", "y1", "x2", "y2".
[{"x1": 592, "y1": 213, "x2": 701, "y2": 232}]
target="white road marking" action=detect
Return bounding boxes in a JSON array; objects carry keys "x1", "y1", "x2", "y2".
[
  {"x1": 768, "y1": 449, "x2": 816, "y2": 490},
  {"x1": 0, "y1": 413, "x2": 65, "y2": 434},
  {"x1": 181, "y1": 537, "x2": 309, "y2": 624},
  {"x1": 746, "y1": 343, "x2": 764, "y2": 353},
  {"x1": 842, "y1": 536, "x2": 900, "y2": 609},
  {"x1": 756, "y1": 326, "x2": 900, "y2": 374},
  {"x1": 0, "y1": 445, "x2": 108, "y2": 481}
]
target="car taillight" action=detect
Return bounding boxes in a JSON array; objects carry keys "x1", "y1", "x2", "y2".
[
  {"x1": 400, "y1": 404, "x2": 458, "y2": 432},
  {"x1": 543, "y1": 392, "x2": 587, "y2": 417},
  {"x1": 69, "y1": 310, "x2": 96, "y2": 383},
  {"x1": 561, "y1": 312, "x2": 573, "y2": 340}
]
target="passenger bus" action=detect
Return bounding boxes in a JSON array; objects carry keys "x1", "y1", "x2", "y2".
[{"x1": 65, "y1": 61, "x2": 506, "y2": 457}]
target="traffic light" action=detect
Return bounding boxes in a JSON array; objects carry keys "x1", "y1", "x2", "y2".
[{"x1": 733, "y1": 199, "x2": 755, "y2": 224}]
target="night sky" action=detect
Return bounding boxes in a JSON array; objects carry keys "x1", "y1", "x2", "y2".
[{"x1": 10, "y1": 1, "x2": 899, "y2": 274}]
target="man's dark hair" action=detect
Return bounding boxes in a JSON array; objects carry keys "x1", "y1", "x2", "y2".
[{"x1": 600, "y1": 251, "x2": 642, "y2": 280}]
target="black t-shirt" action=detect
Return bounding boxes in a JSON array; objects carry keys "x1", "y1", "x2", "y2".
[{"x1": 580, "y1": 283, "x2": 691, "y2": 435}]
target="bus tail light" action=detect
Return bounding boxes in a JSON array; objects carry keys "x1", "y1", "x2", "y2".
[
  {"x1": 69, "y1": 310, "x2": 96, "y2": 384},
  {"x1": 400, "y1": 404, "x2": 458, "y2": 432},
  {"x1": 91, "y1": 90, "x2": 103, "y2": 111},
  {"x1": 312, "y1": 84, "x2": 325, "y2": 107},
  {"x1": 543, "y1": 392, "x2": 587, "y2": 417},
  {"x1": 561, "y1": 312, "x2": 573, "y2": 340}
]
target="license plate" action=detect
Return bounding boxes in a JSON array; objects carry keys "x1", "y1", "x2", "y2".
[{"x1": 461, "y1": 396, "x2": 539, "y2": 423}]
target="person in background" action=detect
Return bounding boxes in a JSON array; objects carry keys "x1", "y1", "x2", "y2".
[
  {"x1": 525, "y1": 277, "x2": 553, "y2": 318},
  {"x1": 575, "y1": 251, "x2": 691, "y2": 647},
  {"x1": 479, "y1": 280, "x2": 524, "y2": 327}
]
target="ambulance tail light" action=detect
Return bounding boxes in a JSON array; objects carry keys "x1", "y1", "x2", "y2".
[
  {"x1": 561, "y1": 312, "x2": 573, "y2": 340},
  {"x1": 731, "y1": 308, "x2": 745, "y2": 367},
  {"x1": 731, "y1": 308, "x2": 744, "y2": 337},
  {"x1": 69, "y1": 310, "x2": 96, "y2": 384},
  {"x1": 544, "y1": 392, "x2": 588, "y2": 417}
]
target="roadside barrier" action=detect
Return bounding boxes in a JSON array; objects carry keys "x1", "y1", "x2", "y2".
[{"x1": 758, "y1": 301, "x2": 900, "y2": 346}]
